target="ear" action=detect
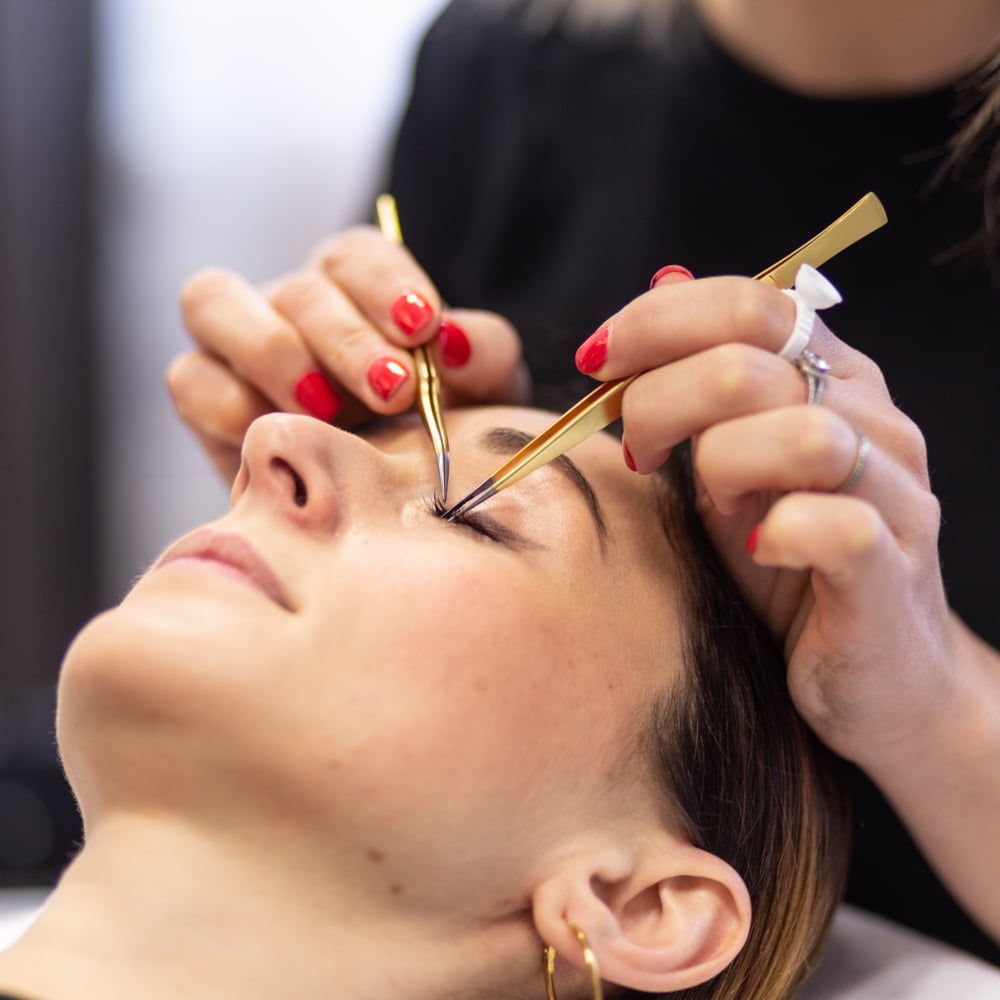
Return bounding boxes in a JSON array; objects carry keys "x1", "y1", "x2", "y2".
[{"x1": 532, "y1": 834, "x2": 751, "y2": 994}]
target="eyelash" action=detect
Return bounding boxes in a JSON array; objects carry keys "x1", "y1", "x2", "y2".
[{"x1": 428, "y1": 495, "x2": 506, "y2": 543}]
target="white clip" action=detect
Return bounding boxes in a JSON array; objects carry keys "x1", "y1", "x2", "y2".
[{"x1": 777, "y1": 264, "x2": 843, "y2": 360}]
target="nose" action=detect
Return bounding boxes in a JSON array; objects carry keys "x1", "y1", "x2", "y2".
[{"x1": 232, "y1": 413, "x2": 399, "y2": 531}]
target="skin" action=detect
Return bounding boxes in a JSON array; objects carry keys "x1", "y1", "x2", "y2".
[
  {"x1": 694, "y1": 0, "x2": 1000, "y2": 97},
  {"x1": 0, "y1": 407, "x2": 750, "y2": 1000}
]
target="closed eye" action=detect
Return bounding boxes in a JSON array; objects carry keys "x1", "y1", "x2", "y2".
[{"x1": 427, "y1": 495, "x2": 534, "y2": 548}]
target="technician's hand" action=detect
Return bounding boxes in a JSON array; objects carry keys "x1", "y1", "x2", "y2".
[
  {"x1": 169, "y1": 226, "x2": 528, "y2": 482},
  {"x1": 574, "y1": 266, "x2": 950, "y2": 768}
]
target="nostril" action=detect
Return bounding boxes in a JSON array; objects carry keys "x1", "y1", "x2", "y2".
[
  {"x1": 272, "y1": 458, "x2": 308, "y2": 508},
  {"x1": 292, "y1": 470, "x2": 308, "y2": 508}
]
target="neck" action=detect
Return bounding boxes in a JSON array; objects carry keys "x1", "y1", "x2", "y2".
[
  {"x1": 0, "y1": 814, "x2": 537, "y2": 1000},
  {"x1": 694, "y1": 0, "x2": 1000, "y2": 96}
]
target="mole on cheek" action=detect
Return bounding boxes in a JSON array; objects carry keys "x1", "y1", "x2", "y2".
[
  {"x1": 390, "y1": 884, "x2": 405, "y2": 895},
  {"x1": 367, "y1": 849, "x2": 385, "y2": 863}
]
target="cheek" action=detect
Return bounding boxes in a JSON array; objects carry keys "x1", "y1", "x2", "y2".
[{"x1": 290, "y1": 552, "x2": 633, "y2": 808}]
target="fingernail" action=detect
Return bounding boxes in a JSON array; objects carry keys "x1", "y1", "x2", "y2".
[
  {"x1": 391, "y1": 290, "x2": 434, "y2": 337},
  {"x1": 295, "y1": 371, "x2": 342, "y2": 421},
  {"x1": 368, "y1": 357, "x2": 410, "y2": 400},
  {"x1": 745, "y1": 523, "x2": 761, "y2": 555},
  {"x1": 576, "y1": 325, "x2": 609, "y2": 374},
  {"x1": 438, "y1": 318, "x2": 471, "y2": 367},
  {"x1": 622, "y1": 437, "x2": 637, "y2": 472},
  {"x1": 649, "y1": 264, "x2": 695, "y2": 288}
]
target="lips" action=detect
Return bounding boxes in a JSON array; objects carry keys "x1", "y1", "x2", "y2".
[{"x1": 155, "y1": 529, "x2": 292, "y2": 611}]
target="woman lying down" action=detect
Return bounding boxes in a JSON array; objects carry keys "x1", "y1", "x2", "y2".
[{"x1": 0, "y1": 405, "x2": 849, "y2": 1000}]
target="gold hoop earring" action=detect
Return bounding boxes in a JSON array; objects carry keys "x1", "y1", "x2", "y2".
[{"x1": 542, "y1": 918, "x2": 603, "y2": 1000}]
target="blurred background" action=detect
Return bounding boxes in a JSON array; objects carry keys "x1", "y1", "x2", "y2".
[{"x1": 0, "y1": 0, "x2": 445, "y2": 888}]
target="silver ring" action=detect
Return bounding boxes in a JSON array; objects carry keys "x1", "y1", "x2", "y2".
[
  {"x1": 792, "y1": 349, "x2": 830, "y2": 405},
  {"x1": 838, "y1": 430, "x2": 870, "y2": 494}
]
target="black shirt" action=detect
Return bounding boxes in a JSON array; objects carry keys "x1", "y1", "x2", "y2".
[{"x1": 389, "y1": 0, "x2": 1000, "y2": 963}]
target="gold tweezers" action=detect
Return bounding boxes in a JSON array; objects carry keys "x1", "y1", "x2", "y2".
[
  {"x1": 443, "y1": 192, "x2": 887, "y2": 520},
  {"x1": 375, "y1": 193, "x2": 451, "y2": 500}
]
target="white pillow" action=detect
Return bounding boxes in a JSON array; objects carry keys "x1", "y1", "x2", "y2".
[
  {"x1": 0, "y1": 888, "x2": 49, "y2": 951},
  {"x1": 801, "y1": 905, "x2": 1000, "y2": 998}
]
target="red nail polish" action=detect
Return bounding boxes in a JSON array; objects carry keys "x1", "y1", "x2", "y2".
[
  {"x1": 391, "y1": 291, "x2": 434, "y2": 337},
  {"x1": 746, "y1": 524, "x2": 761, "y2": 555},
  {"x1": 649, "y1": 264, "x2": 695, "y2": 288},
  {"x1": 368, "y1": 357, "x2": 410, "y2": 400},
  {"x1": 576, "y1": 325, "x2": 609, "y2": 374},
  {"x1": 622, "y1": 438, "x2": 637, "y2": 472},
  {"x1": 295, "y1": 371, "x2": 342, "y2": 421},
  {"x1": 438, "y1": 318, "x2": 471, "y2": 367}
]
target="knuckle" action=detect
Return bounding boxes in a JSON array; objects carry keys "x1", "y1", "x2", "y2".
[
  {"x1": 164, "y1": 353, "x2": 192, "y2": 398},
  {"x1": 329, "y1": 320, "x2": 376, "y2": 361},
  {"x1": 164, "y1": 355, "x2": 193, "y2": 411},
  {"x1": 164, "y1": 356, "x2": 207, "y2": 427},
  {"x1": 793, "y1": 407, "x2": 842, "y2": 471},
  {"x1": 854, "y1": 352, "x2": 889, "y2": 393},
  {"x1": 708, "y1": 343, "x2": 771, "y2": 404},
  {"x1": 254, "y1": 324, "x2": 299, "y2": 369},
  {"x1": 270, "y1": 271, "x2": 325, "y2": 317},
  {"x1": 912, "y1": 489, "x2": 942, "y2": 536},
  {"x1": 726, "y1": 279, "x2": 788, "y2": 341},
  {"x1": 314, "y1": 226, "x2": 378, "y2": 275},
  {"x1": 834, "y1": 501, "x2": 885, "y2": 558},
  {"x1": 179, "y1": 267, "x2": 240, "y2": 320},
  {"x1": 890, "y1": 412, "x2": 931, "y2": 482}
]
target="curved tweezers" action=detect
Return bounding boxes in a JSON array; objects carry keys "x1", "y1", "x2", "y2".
[{"x1": 376, "y1": 193, "x2": 450, "y2": 500}]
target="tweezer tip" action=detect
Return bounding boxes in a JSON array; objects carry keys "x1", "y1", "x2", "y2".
[
  {"x1": 440, "y1": 496, "x2": 466, "y2": 523},
  {"x1": 441, "y1": 479, "x2": 496, "y2": 521},
  {"x1": 437, "y1": 453, "x2": 450, "y2": 503}
]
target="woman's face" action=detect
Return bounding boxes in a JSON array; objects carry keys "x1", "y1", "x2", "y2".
[{"x1": 59, "y1": 406, "x2": 684, "y2": 912}]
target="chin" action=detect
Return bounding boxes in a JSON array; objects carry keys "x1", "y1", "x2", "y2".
[{"x1": 55, "y1": 603, "x2": 266, "y2": 829}]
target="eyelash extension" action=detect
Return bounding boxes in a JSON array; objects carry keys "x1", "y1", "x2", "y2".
[{"x1": 428, "y1": 495, "x2": 505, "y2": 543}]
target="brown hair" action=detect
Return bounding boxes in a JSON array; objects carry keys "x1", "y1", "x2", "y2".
[
  {"x1": 625, "y1": 446, "x2": 850, "y2": 1000},
  {"x1": 944, "y1": 51, "x2": 1000, "y2": 274}
]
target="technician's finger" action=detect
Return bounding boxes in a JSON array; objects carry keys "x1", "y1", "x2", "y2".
[
  {"x1": 619, "y1": 342, "x2": 805, "y2": 472},
  {"x1": 167, "y1": 350, "x2": 272, "y2": 446},
  {"x1": 754, "y1": 494, "x2": 919, "y2": 725},
  {"x1": 696, "y1": 407, "x2": 936, "y2": 543},
  {"x1": 269, "y1": 270, "x2": 416, "y2": 415},
  {"x1": 166, "y1": 350, "x2": 273, "y2": 483},
  {"x1": 308, "y1": 226, "x2": 443, "y2": 347},
  {"x1": 750, "y1": 491, "x2": 929, "y2": 595},
  {"x1": 180, "y1": 268, "x2": 344, "y2": 423},
  {"x1": 574, "y1": 276, "x2": 797, "y2": 380},
  {"x1": 429, "y1": 308, "x2": 530, "y2": 407}
]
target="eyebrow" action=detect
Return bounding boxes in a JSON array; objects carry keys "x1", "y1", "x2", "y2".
[{"x1": 480, "y1": 427, "x2": 608, "y2": 546}]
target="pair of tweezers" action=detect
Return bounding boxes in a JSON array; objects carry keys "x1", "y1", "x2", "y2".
[
  {"x1": 443, "y1": 192, "x2": 887, "y2": 520},
  {"x1": 375, "y1": 194, "x2": 450, "y2": 499}
]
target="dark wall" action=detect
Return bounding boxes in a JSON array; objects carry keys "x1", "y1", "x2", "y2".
[{"x1": 0, "y1": 0, "x2": 96, "y2": 884}]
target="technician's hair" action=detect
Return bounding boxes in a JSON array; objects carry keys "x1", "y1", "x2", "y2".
[
  {"x1": 633, "y1": 445, "x2": 851, "y2": 1000},
  {"x1": 944, "y1": 51, "x2": 1000, "y2": 278}
]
